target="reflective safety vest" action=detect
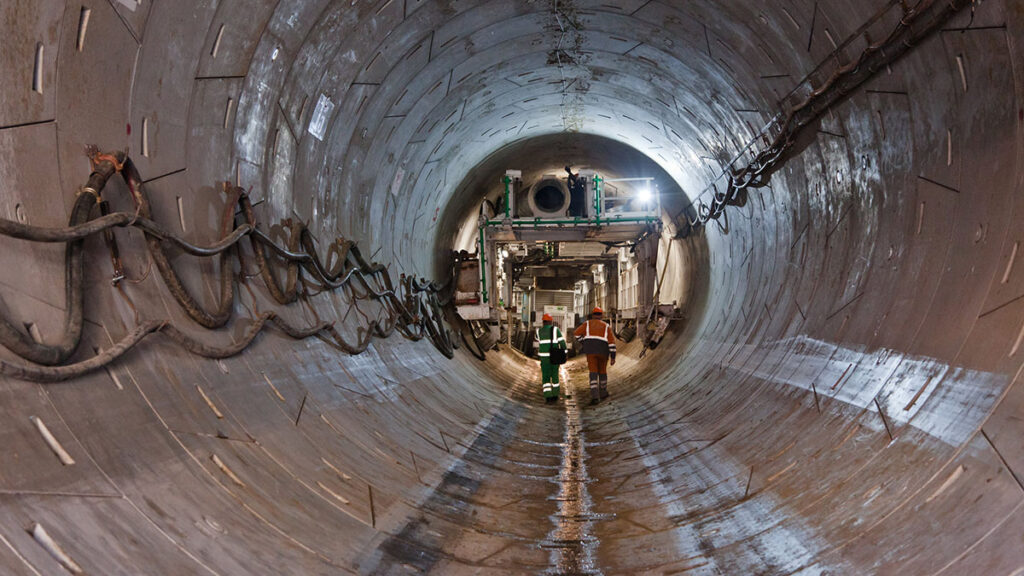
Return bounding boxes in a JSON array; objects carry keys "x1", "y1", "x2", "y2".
[
  {"x1": 574, "y1": 319, "x2": 616, "y2": 359},
  {"x1": 534, "y1": 325, "x2": 566, "y2": 358}
]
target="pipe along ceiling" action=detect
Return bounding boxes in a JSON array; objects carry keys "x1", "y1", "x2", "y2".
[{"x1": 1, "y1": 0, "x2": 1024, "y2": 574}]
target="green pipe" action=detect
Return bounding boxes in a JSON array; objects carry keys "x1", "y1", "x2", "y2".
[
  {"x1": 478, "y1": 226, "x2": 488, "y2": 303},
  {"x1": 485, "y1": 216, "x2": 658, "y2": 227}
]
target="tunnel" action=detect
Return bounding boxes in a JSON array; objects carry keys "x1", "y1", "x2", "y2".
[{"x1": 2, "y1": 0, "x2": 1024, "y2": 574}]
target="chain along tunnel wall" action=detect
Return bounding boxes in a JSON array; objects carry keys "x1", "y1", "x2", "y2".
[{"x1": 2, "y1": 0, "x2": 1024, "y2": 574}]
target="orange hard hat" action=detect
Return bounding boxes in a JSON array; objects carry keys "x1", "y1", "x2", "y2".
[
  {"x1": 542, "y1": 313, "x2": 553, "y2": 322},
  {"x1": 592, "y1": 307, "x2": 603, "y2": 315}
]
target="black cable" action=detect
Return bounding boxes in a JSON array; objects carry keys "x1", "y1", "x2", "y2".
[
  {"x1": 0, "y1": 150, "x2": 455, "y2": 381},
  {"x1": 680, "y1": 0, "x2": 970, "y2": 238}
]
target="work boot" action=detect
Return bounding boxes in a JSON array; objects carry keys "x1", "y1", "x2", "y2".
[{"x1": 590, "y1": 398, "x2": 600, "y2": 406}]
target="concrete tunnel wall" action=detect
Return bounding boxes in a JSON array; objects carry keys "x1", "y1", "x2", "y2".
[{"x1": 1, "y1": 0, "x2": 1024, "y2": 574}]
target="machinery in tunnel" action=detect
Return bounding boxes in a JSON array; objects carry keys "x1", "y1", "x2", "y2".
[
  {"x1": 3, "y1": 0, "x2": 1024, "y2": 574},
  {"x1": 456, "y1": 167, "x2": 670, "y2": 353},
  {"x1": 499, "y1": 168, "x2": 661, "y2": 222}
]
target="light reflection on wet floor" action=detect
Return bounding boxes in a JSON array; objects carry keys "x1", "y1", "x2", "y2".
[{"x1": 542, "y1": 365, "x2": 611, "y2": 576}]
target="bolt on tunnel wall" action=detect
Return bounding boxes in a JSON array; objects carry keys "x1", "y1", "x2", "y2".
[{"x1": 1, "y1": 1, "x2": 1024, "y2": 575}]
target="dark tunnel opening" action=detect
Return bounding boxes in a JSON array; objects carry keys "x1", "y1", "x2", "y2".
[
  {"x1": 1, "y1": 1, "x2": 1024, "y2": 575},
  {"x1": 532, "y1": 184, "x2": 565, "y2": 212}
]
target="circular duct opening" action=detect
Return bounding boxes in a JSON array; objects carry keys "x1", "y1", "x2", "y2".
[
  {"x1": 533, "y1": 185, "x2": 565, "y2": 212},
  {"x1": 528, "y1": 178, "x2": 571, "y2": 216}
]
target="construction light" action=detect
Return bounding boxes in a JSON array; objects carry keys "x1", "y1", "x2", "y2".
[{"x1": 638, "y1": 186, "x2": 652, "y2": 204}]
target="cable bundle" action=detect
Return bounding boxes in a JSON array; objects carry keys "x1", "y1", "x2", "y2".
[{"x1": 0, "y1": 148, "x2": 454, "y2": 383}]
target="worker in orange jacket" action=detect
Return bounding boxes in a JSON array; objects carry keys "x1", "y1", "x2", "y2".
[{"x1": 574, "y1": 307, "x2": 616, "y2": 405}]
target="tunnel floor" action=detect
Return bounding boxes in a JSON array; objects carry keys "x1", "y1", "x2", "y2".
[{"x1": 358, "y1": 344, "x2": 753, "y2": 576}]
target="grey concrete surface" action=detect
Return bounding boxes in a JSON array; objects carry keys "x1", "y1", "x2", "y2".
[{"x1": 1, "y1": 0, "x2": 1024, "y2": 574}]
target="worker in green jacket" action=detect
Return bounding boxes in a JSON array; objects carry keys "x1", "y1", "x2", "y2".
[{"x1": 533, "y1": 313, "x2": 567, "y2": 403}]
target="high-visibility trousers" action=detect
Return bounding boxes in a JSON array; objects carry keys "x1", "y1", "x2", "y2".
[
  {"x1": 586, "y1": 354, "x2": 609, "y2": 375},
  {"x1": 540, "y1": 360, "x2": 560, "y2": 398}
]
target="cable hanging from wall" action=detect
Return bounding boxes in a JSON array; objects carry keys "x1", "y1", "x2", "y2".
[
  {"x1": 677, "y1": 0, "x2": 973, "y2": 238},
  {"x1": 0, "y1": 147, "x2": 456, "y2": 383}
]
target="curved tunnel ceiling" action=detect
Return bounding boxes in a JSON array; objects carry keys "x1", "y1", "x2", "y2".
[{"x1": 1, "y1": 1, "x2": 1024, "y2": 575}]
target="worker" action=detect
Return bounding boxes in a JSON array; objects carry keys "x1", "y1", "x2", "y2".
[
  {"x1": 574, "y1": 307, "x2": 616, "y2": 405},
  {"x1": 533, "y1": 313, "x2": 567, "y2": 403}
]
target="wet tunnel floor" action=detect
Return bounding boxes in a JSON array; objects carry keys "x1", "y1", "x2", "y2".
[{"x1": 359, "y1": 355, "x2": 719, "y2": 576}]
